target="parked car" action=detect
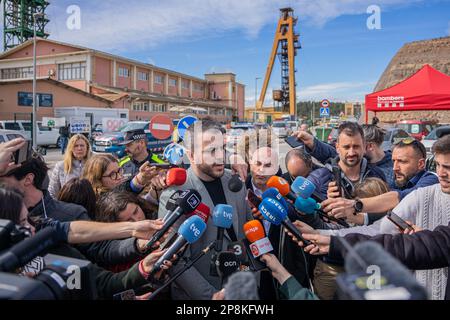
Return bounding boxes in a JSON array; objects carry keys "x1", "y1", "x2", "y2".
[
  {"x1": 92, "y1": 121, "x2": 173, "y2": 158},
  {"x1": 327, "y1": 127, "x2": 339, "y2": 147},
  {"x1": 396, "y1": 120, "x2": 436, "y2": 141},
  {"x1": 0, "y1": 129, "x2": 26, "y2": 143},
  {"x1": 0, "y1": 120, "x2": 59, "y2": 147},
  {"x1": 271, "y1": 121, "x2": 291, "y2": 138},
  {"x1": 422, "y1": 125, "x2": 450, "y2": 155},
  {"x1": 286, "y1": 121, "x2": 300, "y2": 132},
  {"x1": 381, "y1": 128, "x2": 411, "y2": 152}
]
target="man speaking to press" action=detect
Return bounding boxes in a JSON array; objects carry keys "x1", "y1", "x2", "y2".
[{"x1": 158, "y1": 119, "x2": 252, "y2": 300}]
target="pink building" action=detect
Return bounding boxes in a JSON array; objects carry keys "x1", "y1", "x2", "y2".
[{"x1": 0, "y1": 38, "x2": 245, "y2": 122}]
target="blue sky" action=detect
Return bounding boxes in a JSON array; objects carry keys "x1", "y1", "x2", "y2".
[{"x1": 1, "y1": 0, "x2": 449, "y2": 104}]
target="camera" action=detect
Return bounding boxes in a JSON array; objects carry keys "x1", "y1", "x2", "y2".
[{"x1": 0, "y1": 219, "x2": 96, "y2": 300}]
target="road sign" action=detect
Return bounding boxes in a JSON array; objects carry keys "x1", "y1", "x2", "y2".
[
  {"x1": 320, "y1": 107, "x2": 330, "y2": 117},
  {"x1": 69, "y1": 117, "x2": 91, "y2": 134},
  {"x1": 177, "y1": 116, "x2": 198, "y2": 141},
  {"x1": 163, "y1": 143, "x2": 184, "y2": 165},
  {"x1": 149, "y1": 115, "x2": 174, "y2": 140},
  {"x1": 321, "y1": 99, "x2": 330, "y2": 108}
]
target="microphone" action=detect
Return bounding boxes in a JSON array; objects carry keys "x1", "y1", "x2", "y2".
[
  {"x1": 186, "y1": 202, "x2": 210, "y2": 223},
  {"x1": 262, "y1": 188, "x2": 289, "y2": 211},
  {"x1": 228, "y1": 174, "x2": 243, "y2": 193},
  {"x1": 150, "y1": 215, "x2": 206, "y2": 276},
  {"x1": 146, "y1": 189, "x2": 201, "y2": 249},
  {"x1": 224, "y1": 272, "x2": 259, "y2": 300},
  {"x1": 0, "y1": 227, "x2": 59, "y2": 272},
  {"x1": 291, "y1": 176, "x2": 325, "y2": 202},
  {"x1": 210, "y1": 204, "x2": 233, "y2": 277},
  {"x1": 166, "y1": 168, "x2": 187, "y2": 187},
  {"x1": 266, "y1": 176, "x2": 297, "y2": 202},
  {"x1": 216, "y1": 251, "x2": 240, "y2": 285},
  {"x1": 294, "y1": 197, "x2": 350, "y2": 227},
  {"x1": 162, "y1": 202, "x2": 210, "y2": 250},
  {"x1": 337, "y1": 241, "x2": 428, "y2": 300},
  {"x1": 258, "y1": 197, "x2": 312, "y2": 246},
  {"x1": 243, "y1": 220, "x2": 274, "y2": 258},
  {"x1": 163, "y1": 190, "x2": 186, "y2": 222},
  {"x1": 212, "y1": 204, "x2": 234, "y2": 252}
]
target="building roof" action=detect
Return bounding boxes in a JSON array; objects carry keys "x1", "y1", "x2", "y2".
[
  {"x1": 91, "y1": 84, "x2": 230, "y2": 109},
  {"x1": 0, "y1": 77, "x2": 112, "y2": 104},
  {"x1": 0, "y1": 38, "x2": 207, "y2": 83}
]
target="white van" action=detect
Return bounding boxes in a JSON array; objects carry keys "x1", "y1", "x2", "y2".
[{"x1": 0, "y1": 120, "x2": 59, "y2": 147}]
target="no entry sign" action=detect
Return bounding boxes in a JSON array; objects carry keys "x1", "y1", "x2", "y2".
[{"x1": 149, "y1": 115, "x2": 174, "y2": 140}]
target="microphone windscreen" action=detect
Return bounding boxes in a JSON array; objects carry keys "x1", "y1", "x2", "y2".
[
  {"x1": 258, "y1": 197, "x2": 287, "y2": 225},
  {"x1": 266, "y1": 176, "x2": 290, "y2": 196},
  {"x1": 262, "y1": 188, "x2": 288, "y2": 211},
  {"x1": 217, "y1": 251, "x2": 240, "y2": 280},
  {"x1": 224, "y1": 272, "x2": 259, "y2": 300},
  {"x1": 186, "y1": 202, "x2": 210, "y2": 223},
  {"x1": 228, "y1": 174, "x2": 243, "y2": 193},
  {"x1": 166, "y1": 168, "x2": 187, "y2": 187},
  {"x1": 345, "y1": 241, "x2": 427, "y2": 298},
  {"x1": 165, "y1": 190, "x2": 185, "y2": 212},
  {"x1": 212, "y1": 204, "x2": 233, "y2": 228},
  {"x1": 294, "y1": 197, "x2": 318, "y2": 215},
  {"x1": 176, "y1": 189, "x2": 202, "y2": 213},
  {"x1": 243, "y1": 220, "x2": 266, "y2": 243},
  {"x1": 291, "y1": 176, "x2": 316, "y2": 199},
  {"x1": 177, "y1": 216, "x2": 207, "y2": 244}
]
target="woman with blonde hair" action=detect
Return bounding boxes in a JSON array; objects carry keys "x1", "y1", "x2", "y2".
[{"x1": 49, "y1": 134, "x2": 91, "y2": 198}]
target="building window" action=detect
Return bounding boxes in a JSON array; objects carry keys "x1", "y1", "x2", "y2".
[
  {"x1": 169, "y1": 78, "x2": 177, "y2": 87},
  {"x1": 58, "y1": 62, "x2": 86, "y2": 80},
  {"x1": 1, "y1": 66, "x2": 33, "y2": 79},
  {"x1": 193, "y1": 83, "x2": 204, "y2": 92},
  {"x1": 154, "y1": 75, "x2": 163, "y2": 84},
  {"x1": 182, "y1": 80, "x2": 190, "y2": 89},
  {"x1": 152, "y1": 103, "x2": 167, "y2": 112},
  {"x1": 118, "y1": 67, "x2": 130, "y2": 78},
  {"x1": 133, "y1": 101, "x2": 149, "y2": 111},
  {"x1": 138, "y1": 71, "x2": 149, "y2": 81}
]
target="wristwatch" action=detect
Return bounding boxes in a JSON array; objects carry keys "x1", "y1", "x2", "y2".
[{"x1": 353, "y1": 199, "x2": 364, "y2": 215}]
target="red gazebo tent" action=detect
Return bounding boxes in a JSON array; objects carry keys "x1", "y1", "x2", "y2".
[{"x1": 365, "y1": 64, "x2": 450, "y2": 123}]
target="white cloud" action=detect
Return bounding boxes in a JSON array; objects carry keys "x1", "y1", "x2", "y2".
[
  {"x1": 39, "y1": 0, "x2": 423, "y2": 53},
  {"x1": 297, "y1": 81, "x2": 376, "y2": 102}
]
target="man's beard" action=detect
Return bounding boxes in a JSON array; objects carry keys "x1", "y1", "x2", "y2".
[
  {"x1": 198, "y1": 163, "x2": 224, "y2": 180},
  {"x1": 394, "y1": 172, "x2": 415, "y2": 188},
  {"x1": 341, "y1": 155, "x2": 362, "y2": 168}
]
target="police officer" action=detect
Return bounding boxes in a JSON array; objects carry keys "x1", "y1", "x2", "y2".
[{"x1": 118, "y1": 129, "x2": 166, "y2": 180}]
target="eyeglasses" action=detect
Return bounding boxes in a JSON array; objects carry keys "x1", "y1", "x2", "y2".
[{"x1": 102, "y1": 167, "x2": 124, "y2": 180}]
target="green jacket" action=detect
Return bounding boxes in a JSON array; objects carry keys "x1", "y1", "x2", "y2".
[{"x1": 279, "y1": 276, "x2": 319, "y2": 300}]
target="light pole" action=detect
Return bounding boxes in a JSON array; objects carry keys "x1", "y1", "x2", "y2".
[
  {"x1": 32, "y1": 12, "x2": 44, "y2": 149},
  {"x1": 254, "y1": 77, "x2": 260, "y2": 123}
]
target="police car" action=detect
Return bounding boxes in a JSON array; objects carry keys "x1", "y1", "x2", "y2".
[{"x1": 92, "y1": 121, "x2": 174, "y2": 158}]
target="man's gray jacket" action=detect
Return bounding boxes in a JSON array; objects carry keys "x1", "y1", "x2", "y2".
[{"x1": 158, "y1": 168, "x2": 252, "y2": 300}]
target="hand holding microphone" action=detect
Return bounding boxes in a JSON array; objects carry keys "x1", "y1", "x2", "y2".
[
  {"x1": 149, "y1": 215, "x2": 207, "y2": 276},
  {"x1": 260, "y1": 253, "x2": 292, "y2": 286},
  {"x1": 295, "y1": 197, "x2": 350, "y2": 227},
  {"x1": 146, "y1": 189, "x2": 201, "y2": 250}
]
